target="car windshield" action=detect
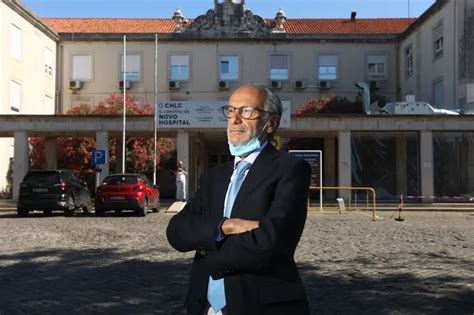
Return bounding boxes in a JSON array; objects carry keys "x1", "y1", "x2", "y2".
[
  {"x1": 23, "y1": 171, "x2": 60, "y2": 184},
  {"x1": 103, "y1": 176, "x2": 138, "y2": 185}
]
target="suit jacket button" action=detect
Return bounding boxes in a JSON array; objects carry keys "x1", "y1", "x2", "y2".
[
  {"x1": 195, "y1": 298, "x2": 203, "y2": 305},
  {"x1": 197, "y1": 249, "x2": 208, "y2": 257}
]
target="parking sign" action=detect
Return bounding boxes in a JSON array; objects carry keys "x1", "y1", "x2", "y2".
[{"x1": 92, "y1": 149, "x2": 107, "y2": 165}]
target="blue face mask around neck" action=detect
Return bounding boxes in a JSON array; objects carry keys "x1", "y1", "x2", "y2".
[{"x1": 228, "y1": 118, "x2": 272, "y2": 157}]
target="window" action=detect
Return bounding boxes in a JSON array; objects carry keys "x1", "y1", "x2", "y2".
[
  {"x1": 318, "y1": 55, "x2": 337, "y2": 80},
  {"x1": 270, "y1": 54, "x2": 289, "y2": 80},
  {"x1": 434, "y1": 37, "x2": 444, "y2": 58},
  {"x1": 121, "y1": 54, "x2": 141, "y2": 81},
  {"x1": 45, "y1": 47, "x2": 53, "y2": 76},
  {"x1": 405, "y1": 46, "x2": 413, "y2": 78},
  {"x1": 10, "y1": 80, "x2": 22, "y2": 112},
  {"x1": 72, "y1": 54, "x2": 92, "y2": 81},
  {"x1": 10, "y1": 24, "x2": 22, "y2": 60},
  {"x1": 433, "y1": 22, "x2": 444, "y2": 59},
  {"x1": 170, "y1": 55, "x2": 190, "y2": 81},
  {"x1": 433, "y1": 79, "x2": 444, "y2": 108},
  {"x1": 367, "y1": 55, "x2": 386, "y2": 80},
  {"x1": 220, "y1": 55, "x2": 239, "y2": 81}
]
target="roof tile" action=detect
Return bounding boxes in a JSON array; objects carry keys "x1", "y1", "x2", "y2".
[{"x1": 42, "y1": 18, "x2": 415, "y2": 35}]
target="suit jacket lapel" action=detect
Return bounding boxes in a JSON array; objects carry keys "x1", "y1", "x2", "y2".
[
  {"x1": 231, "y1": 144, "x2": 280, "y2": 217},
  {"x1": 213, "y1": 161, "x2": 234, "y2": 217}
]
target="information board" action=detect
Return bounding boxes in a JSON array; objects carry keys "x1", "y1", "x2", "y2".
[{"x1": 288, "y1": 150, "x2": 323, "y2": 210}]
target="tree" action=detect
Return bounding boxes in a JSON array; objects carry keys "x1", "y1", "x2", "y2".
[
  {"x1": 295, "y1": 93, "x2": 363, "y2": 116},
  {"x1": 29, "y1": 93, "x2": 175, "y2": 188}
]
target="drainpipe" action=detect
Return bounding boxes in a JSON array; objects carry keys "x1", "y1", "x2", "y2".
[
  {"x1": 355, "y1": 81, "x2": 371, "y2": 114},
  {"x1": 396, "y1": 44, "x2": 401, "y2": 102},
  {"x1": 55, "y1": 44, "x2": 63, "y2": 114}
]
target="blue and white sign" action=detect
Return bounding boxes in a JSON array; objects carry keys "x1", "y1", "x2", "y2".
[
  {"x1": 92, "y1": 149, "x2": 107, "y2": 165},
  {"x1": 155, "y1": 101, "x2": 291, "y2": 129}
]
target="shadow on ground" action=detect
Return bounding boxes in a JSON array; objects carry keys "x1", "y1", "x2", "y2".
[{"x1": 0, "y1": 249, "x2": 473, "y2": 314}]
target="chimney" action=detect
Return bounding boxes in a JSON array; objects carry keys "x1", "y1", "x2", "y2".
[{"x1": 351, "y1": 11, "x2": 357, "y2": 21}]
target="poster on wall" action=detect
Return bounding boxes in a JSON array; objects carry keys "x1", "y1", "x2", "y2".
[
  {"x1": 288, "y1": 150, "x2": 323, "y2": 210},
  {"x1": 155, "y1": 101, "x2": 291, "y2": 129}
]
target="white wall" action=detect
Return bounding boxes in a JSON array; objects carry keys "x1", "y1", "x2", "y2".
[
  {"x1": 399, "y1": 0, "x2": 465, "y2": 109},
  {"x1": 60, "y1": 40, "x2": 399, "y2": 113}
]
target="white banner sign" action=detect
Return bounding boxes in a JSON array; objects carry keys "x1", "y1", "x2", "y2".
[{"x1": 155, "y1": 101, "x2": 291, "y2": 129}]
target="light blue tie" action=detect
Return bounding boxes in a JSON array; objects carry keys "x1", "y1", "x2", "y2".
[{"x1": 207, "y1": 160, "x2": 252, "y2": 312}]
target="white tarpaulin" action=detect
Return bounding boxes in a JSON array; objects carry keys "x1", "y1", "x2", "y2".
[{"x1": 155, "y1": 101, "x2": 291, "y2": 128}]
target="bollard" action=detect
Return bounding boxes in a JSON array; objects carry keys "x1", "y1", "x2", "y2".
[{"x1": 395, "y1": 194, "x2": 405, "y2": 222}]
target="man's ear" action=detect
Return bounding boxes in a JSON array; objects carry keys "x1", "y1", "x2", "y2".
[{"x1": 266, "y1": 116, "x2": 279, "y2": 134}]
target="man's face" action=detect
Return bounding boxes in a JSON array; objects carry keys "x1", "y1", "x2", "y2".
[{"x1": 227, "y1": 86, "x2": 267, "y2": 146}]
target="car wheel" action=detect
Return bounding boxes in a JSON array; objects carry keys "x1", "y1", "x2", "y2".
[
  {"x1": 95, "y1": 207, "x2": 105, "y2": 217},
  {"x1": 82, "y1": 199, "x2": 92, "y2": 214},
  {"x1": 114, "y1": 209, "x2": 122, "y2": 216},
  {"x1": 137, "y1": 199, "x2": 148, "y2": 217},
  {"x1": 64, "y1": 196, "x2": 75, "y2": 217},
  {"x1": 152, "y1": 200, "x2": 160, "y2": 213},
  {"x1": 17, "y1": 208, "x2": 29, "y2": 217}
]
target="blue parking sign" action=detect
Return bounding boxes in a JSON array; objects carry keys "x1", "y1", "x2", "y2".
[{"x1": 92, "y1": 149, "x2": 107, "y2": 165}]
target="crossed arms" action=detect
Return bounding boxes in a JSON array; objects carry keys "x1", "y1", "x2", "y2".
[{"x1": 166, "y1": 159, "x2": 311, "y2": 277}]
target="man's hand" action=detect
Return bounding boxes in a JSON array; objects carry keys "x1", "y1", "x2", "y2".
[{"x1": 221, "y1": 218, "x2": 259, "y2": 235}]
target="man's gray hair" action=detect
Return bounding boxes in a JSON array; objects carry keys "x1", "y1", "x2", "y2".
[{"x1": 260, "y1": 86, "x2": 282, "y2": 137}]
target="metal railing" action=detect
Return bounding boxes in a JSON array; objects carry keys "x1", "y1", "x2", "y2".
[{"x1": 309, "y1": 186, "x2": 377, "y2": 221}]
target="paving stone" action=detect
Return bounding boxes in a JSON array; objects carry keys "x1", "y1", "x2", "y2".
[{"x1": 0, "y1": 210, "x2": 472, "y2": 314}]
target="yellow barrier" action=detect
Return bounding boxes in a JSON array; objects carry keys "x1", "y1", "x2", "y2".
[{"x1": 308, "y1": 186, "x2": 377, "y2": 221}]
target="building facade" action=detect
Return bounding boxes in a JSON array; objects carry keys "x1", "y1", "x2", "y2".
[
  {"x1": 0, "y1": 0, "x2": 58, "y2": 196},
  {"x1": 1, "y1": 0, "x2": 474, "y2": 202},
  {"x1": 399, "y1": 0, "x2": 474, "y2": 110}
]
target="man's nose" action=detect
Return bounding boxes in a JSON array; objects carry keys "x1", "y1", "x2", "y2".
[{"x1": 229, "y1": 112, "x2": 242, "y2": 124}]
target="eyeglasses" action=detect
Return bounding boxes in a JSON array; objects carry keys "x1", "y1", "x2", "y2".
[{"x1": 221, "y1": 105, "x2": 273, "y2": 120}]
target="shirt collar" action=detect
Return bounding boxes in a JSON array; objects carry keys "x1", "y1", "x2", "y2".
[{"x1": 233, "y1": 141, "x2": 267, "y2": 168}]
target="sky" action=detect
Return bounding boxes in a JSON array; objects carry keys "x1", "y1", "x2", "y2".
[{"x1": 22, "y1": 0, "x2": 436, "y2": 19}]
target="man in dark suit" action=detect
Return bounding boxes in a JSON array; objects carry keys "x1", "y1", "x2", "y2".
[{"x1": 167, "y1": 85, "x2": 311, "y2": 315}]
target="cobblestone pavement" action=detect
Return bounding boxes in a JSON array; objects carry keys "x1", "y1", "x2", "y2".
[{"x1": 0, "y1": 210, "x2": 473, "y2": 314}]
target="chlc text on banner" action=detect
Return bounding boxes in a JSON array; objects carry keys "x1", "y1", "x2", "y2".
[{"x1": 155, "y1": 101, "x2": 291, "y2": 128}]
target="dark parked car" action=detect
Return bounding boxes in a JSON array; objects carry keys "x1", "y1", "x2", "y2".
[
  {"x1": 95, "y1": 174, "x2": 160, "y2": 217},
  {"x1": 17, "y1": 170, "x2": 92, "y2": 217}
]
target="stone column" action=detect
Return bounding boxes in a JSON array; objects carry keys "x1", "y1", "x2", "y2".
[
  {"x1": 177, "y1": 131, "x2": 190, "y2": 199},
  {"x1": 395, "y1": 136, "x2": 408, "y2": 196},
  {"x1": 95, "y1": 131, "x2": 110, "y2": 188},
  {"x1": 12, "y1": 131, "x2": 29, "y2": 200},
  {"x1": 324, "y1": 136, "x2": 337, "y2": 199},
  {"x1": 420, "y1": 131, "x2": 434, "y2": 203},
  {"x1": 338, "y1": 131, "x2": 351, "y2": 199},
  {"x1": 467, "y1": 134, "x2": 474, "y2": 192},
  {"x1": 45, "y1": 138, "x2": 58, "y2": 170}
]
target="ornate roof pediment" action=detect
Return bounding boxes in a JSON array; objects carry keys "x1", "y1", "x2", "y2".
[{"x1": 173, "y1": 0, "x2": 284, "y2": 36}]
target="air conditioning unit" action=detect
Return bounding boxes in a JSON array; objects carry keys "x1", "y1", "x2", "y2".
[
  {"x1": 270, "y1": 80, "x2": 282, "y2": 89},
  {"x1": 369, "y1": 80, "x2": 379, "y2": 90},
  {"x1": 318, "y1": 80, "x2": 331, "y2": 90},
  {"x1": 219, "y1": 81, "x2": 229, "y2": 90},
  {"x1": 318, "y1": 80, "x2": 330, "y2": 90},
  {"x1": 69, "y1": 80, "x2": 82, "y2": 90},
  {"x1": 119, "y1": 81, "x2": 131, "y2": 90},
  {"x1": 295, "y1": 80, "x2": 306, "y2": 90},
  {"x1": 169, "y1": 80, "x2": 180, "y2": 90}
]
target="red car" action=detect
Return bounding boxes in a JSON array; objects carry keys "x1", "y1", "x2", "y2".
[{"x1": 95, "y1": 174, "x2": 160, "y2": 216}]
